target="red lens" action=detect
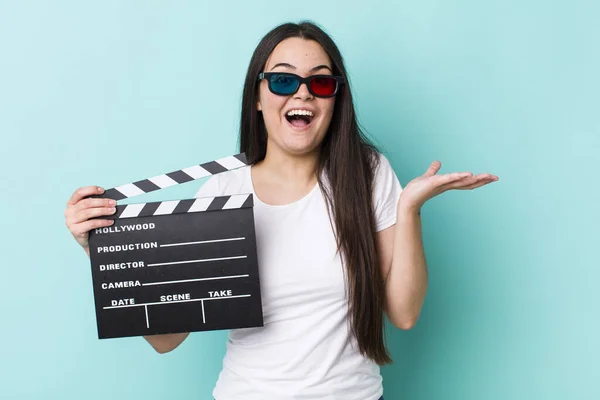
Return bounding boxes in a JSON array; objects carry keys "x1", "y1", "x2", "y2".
[{"x1": 309, "y1": 76, "x2": 337, "y2": 96}]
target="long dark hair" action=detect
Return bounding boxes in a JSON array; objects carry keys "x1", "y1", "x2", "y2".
[{"x1": 239, "y1": 21, "x2": 391, "y2": 365}]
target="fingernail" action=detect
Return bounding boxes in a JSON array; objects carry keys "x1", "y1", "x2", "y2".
[
  {"x1": 110, "y1": 207, "x2": 116, "y2": 213},
  {"x1": 109, "y1": 200, "x2": 116, "y2": 205},
  {"x1": 98, "y1": 187, "x2": 104, "y2": 193}
]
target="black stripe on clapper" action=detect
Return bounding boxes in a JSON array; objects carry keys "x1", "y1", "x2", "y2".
[
  {"x1": 242, "y1": 194, "x2": 254, "y2": 208},
  {"x1": 112, "y1": 205, "x2": 126, "y2": 219},
  {"x1": 200, "y1": 161, "x2": 228, "y2": 175},
  {"x1": 101, "y1": 188, "x2": 127, "y2": 201},
  {"x1": 173, "y1": 199, "x2": 196, "y2": 214},
  {"x1": 234, "y1": 153, "x2": 248, "y2": 164},
  {"x1": 167, "y1": 170, "x2": 194, "y2": 184},
  {"x1": 137, "y1": 202, "x2": 162, "y2": 217},
  {"x1": 207, "y1": 196, "x2": 230, "y2": 211},
  {"x1": 133, "y1": 179, "x2": 161, "y2": 194}
]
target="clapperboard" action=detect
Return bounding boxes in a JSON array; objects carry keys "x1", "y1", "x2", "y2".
[{"x1": 87, "y1": 153, "x2": 263, "y2": 339}]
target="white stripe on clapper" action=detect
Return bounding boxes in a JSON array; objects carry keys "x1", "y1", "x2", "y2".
[
  {"x1": 223, "y1": 194, "x2": 249, "y2": 209},
  {"x1": 149, "y1": 174, "x2": 178, "y2": 189},
  {"x1": 154, "y1": 200, "x2": 179, "y2": 215},
  {"x1": 188, "y1": 197, "x2": 214, "y2": 212},
  {"x1": 120, "y1": 203, "x2": 146, "y2": 218},
  {"x1": 216, "y1": 155, "x2": 247, "y2": 170},
  {"x1": 115, "y1": 183, "x2": 145, "y2": 198},
  {"x1": 182, "y1": 165, "x2": 212, "y2": 179}
]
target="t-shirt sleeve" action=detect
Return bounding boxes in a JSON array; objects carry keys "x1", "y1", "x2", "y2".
[
  {"x1": 193, "y1": 175, "x2": 222, "y2": 198},
  {"x1": 373, "y1": 153, "x2": 403, "y2": 232}
]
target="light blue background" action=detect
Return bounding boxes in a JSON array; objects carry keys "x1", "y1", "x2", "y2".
[{"x1": 1, "y1": 1, "x2": 598, "y2": 399}]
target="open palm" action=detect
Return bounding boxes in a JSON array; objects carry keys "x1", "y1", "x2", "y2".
[{"x1": 400, "y1": 161, "x2": 499, "y2": 212}]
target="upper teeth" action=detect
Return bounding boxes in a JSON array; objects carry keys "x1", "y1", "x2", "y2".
[{"x1": 287, "y1": 109, "x2": 314, "y2": 117}]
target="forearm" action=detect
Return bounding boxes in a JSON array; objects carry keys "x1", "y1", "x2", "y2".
[
  {"x1": 385, "y1": 203, "x2": 428, "y2": 329},
  {"x1": 144, "y1": 333, "x2": 190, "y2": 354}
]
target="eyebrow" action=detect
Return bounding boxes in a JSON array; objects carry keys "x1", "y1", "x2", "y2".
[{"x1": 269, "y1": 62, "x2": 332, "y2": 73}]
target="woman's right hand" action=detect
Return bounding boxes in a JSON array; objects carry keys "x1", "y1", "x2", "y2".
[{"x1": 65, "y1": 186, "x2": 117, "y2": 254}]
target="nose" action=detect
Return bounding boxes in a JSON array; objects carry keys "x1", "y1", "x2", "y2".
[{"x1": 293, "y1": 82, "x2": 313, "y2": 100}]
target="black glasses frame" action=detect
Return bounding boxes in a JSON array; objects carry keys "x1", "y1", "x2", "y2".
[{"x1": 257, "y1": 72, "x2": 345, "y2": 98}]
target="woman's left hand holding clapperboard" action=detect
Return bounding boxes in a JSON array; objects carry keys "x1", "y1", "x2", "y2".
[{"x1": 64, "y1": 186, "x2": 191, "y2": 353}]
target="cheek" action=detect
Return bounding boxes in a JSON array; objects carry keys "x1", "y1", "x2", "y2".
[
  {"x1": 258, "y1": 86, "x2": 286, "y2": 114},
  {"x1": 319, "y1": 100, "x2": 336, "y2": 125}
]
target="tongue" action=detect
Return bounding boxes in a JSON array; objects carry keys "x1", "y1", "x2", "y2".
[
  {"x1": 289, "y1": 117, "x2": 309, "y2": 127},
  {"x1": 290, "y1": 118, "x2": 308, "y2": 126}
]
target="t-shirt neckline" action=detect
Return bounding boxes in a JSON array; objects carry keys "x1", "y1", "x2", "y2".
[{"x1": 247, "y1": 165, "x2": 321, "y2": 209}]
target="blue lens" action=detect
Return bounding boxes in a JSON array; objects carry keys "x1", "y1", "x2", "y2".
[{"x1": 270, "y1": 74, "x2": 298, "y2": 94}]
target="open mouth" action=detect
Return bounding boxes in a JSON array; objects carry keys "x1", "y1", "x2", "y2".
[{"x1": 285, "y1": 110, "x2": 314, "y2": 129}]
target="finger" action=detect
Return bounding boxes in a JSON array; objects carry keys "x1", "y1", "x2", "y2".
[
  {"x1": 71, "y1": 197, "x2": 116, "y2": 214},
  {"x1": 71, "y1": 206, "x2": 117, "y2": 224},
  {"x1": 458, "y1": 178, "x2": 497, "y2": 190},
  {"x1": 436, "y1": 171, "x2": 473, "y2": 185},
  {"x1": 423, "y1": 161, "x2": 442, "y2": 177},
  {"x1": 444, "y1": 176, "x2": 495, "y2": 190},
  {"x1": 70, "y1": 218, "x2": 115, "y2": 236},
  {"x1": 67, "y1": 186, "x2": 105, "y2": 206}
]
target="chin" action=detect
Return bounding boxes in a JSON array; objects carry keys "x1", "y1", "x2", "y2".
[
  {"x1": 282, "y1": 142, "x2": 320, "y2": 156},
  {"x1": 271, "y1": 135, "x2": 322, "y2": 157},
  {"x1": 285, "y1": 132, "x2": 325, "y2": 154}
]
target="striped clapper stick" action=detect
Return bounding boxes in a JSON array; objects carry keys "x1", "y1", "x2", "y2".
[{"x1": 87, "y1": 153, "x2": 263, "y2": 339}]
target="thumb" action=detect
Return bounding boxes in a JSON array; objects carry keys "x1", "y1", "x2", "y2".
[{"x1": 423, "y1": 161, "x2": 441, "y2": 177}]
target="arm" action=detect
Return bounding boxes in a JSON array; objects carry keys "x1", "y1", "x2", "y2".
[
  {"x1": 143, "y1": 333, "x2": 190, "y2": 354},
  {"x1": 377, "y1": 159, "x2": 497, "y2": 330},
  {"x1": 377, "y1": 203, "x2": 428, "y2": 330}
]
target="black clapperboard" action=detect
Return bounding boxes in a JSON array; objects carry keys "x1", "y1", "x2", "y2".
[{"x1": 87, "y1": 153, "x2": 263, "y2": 339}]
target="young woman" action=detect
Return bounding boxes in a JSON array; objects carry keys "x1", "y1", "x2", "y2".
[{"x1": 65, "y1": 21, "x2": 497, "y2": 400}]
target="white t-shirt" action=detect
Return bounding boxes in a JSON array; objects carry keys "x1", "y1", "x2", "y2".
[{"x1": 194, "y1": 152, "x2": 402, "y2": 400}]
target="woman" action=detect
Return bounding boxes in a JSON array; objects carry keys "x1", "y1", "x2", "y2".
[{"x1": 65, "y1": 21, "x2": 497, "y2": 400}]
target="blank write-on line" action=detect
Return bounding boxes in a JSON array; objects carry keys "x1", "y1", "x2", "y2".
[
  {"x1": 147, "y1": 255, "x2": 247, "y2": 267},
  {"x1": 147, "y1": 236, "x2": 248, "y2": 267},
  {"x1": 142, "y1": 274, "x2": 250, "y2": 287},
  {"x1": 159, "y1": 237, "x2": 246, "y2": 248}
]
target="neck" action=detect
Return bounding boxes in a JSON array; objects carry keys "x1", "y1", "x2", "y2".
[{"x1": 255, "y1": 145, "x2": 320, "y2": 187}]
